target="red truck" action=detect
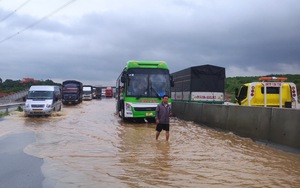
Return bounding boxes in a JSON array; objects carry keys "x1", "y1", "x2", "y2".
[{"x1": 105, "y1": 87, "x2": 113, "y2": 97}]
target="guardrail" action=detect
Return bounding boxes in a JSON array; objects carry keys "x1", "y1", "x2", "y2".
[{"x1": 0, "y1": 102, "x2": 25, "y2": 113}]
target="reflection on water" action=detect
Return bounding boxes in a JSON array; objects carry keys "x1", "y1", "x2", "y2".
[{"x1": 1, "y1": 98, "x2": 300, "y2": 187}]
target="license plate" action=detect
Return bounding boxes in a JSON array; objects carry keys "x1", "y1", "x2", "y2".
[
  {"x1": 33, "y1": 109, "x2": 42, "y2": 112},
  {"x1": 146, "y1": 112, "x2": 153, "y2": 116}
]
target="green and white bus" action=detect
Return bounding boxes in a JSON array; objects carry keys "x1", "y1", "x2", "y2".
[{"x1": 116, "y1": 61, "x2": 174, "y2": 120}]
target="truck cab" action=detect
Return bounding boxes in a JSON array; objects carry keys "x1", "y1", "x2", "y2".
[
  {"x1": 105, "y1": 87, "x2": 113, "y2": 97},
  {"x1": 235, "y1": 77, "x2": 298, "y2": 108},
  {"x1": 62, "y1": 80, "x2": 83, "y2": 105},
  {"x1": 83, "y1": 85, "x2": 93, "y2": 100}
]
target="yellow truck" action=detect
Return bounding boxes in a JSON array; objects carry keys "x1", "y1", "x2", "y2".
[{"x1": 235, "y1": 77, "x2": 298, "y2": 108}]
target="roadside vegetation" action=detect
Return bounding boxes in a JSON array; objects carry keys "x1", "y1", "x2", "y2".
[
  {"x1": 0, "y1": 111, "x2": 9, "y2": 117},
  {"x1": 0, "y1": 78, "x2": 60, "y2": 97},
  {"x1": 17, "y1": 106, "x2": 23, "y2": 112}
]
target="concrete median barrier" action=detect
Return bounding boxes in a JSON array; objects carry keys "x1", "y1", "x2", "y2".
[{"x1": 172, "y1": 101, "x2": 300, "y2": 149}]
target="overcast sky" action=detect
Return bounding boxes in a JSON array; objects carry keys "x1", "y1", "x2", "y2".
[{"x1": 1, "y1": 0, "x2": 300, "y2": 86}]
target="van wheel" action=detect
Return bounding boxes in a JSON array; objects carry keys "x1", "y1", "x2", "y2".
[{"x1": 58, "y1": 105, "x2": 62, "y2": 111}]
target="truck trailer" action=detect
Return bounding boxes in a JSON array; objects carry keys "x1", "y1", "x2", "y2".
[{"x1": 171, "y1": 64, "x2": 225, "y2": 104}]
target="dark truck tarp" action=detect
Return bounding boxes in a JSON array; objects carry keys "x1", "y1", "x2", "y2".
[
  {"x1": 62, "y1": 80, "x2": 83, "y2": 88},
  {"x1": 171, "y1": 64, "x2": 225, "y2": 92}
]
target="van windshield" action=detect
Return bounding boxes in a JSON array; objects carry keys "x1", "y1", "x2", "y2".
[{"x1": 27, "y1": 91, "x2": 53, "y2": 99}]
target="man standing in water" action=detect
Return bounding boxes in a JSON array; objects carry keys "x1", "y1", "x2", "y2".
[{"x1": 155, "y1": 95, "x2": 171, "y2": 141}]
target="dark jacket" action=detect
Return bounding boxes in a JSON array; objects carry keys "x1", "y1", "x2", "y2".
[{"x1": 155, "y1": 102, "x2": 171, "y2": 124}]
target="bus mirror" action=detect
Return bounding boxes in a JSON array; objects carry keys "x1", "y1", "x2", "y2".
[
  {"x1": 121, "y1": 76, "x2": 126, "y2": 83},
  {"x1": 121, "y1": 72, "x2": 127, "y2": 83},
  {"x1": 170, "y1": 75, "x2": 174, "y2": 87},
  {"x1": 171, "y1": 80, "x2": 174, "y2": 87}
]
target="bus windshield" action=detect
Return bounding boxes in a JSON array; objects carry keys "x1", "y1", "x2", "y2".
[{"x1": 126, "y1": 68, "x2": 170, "y2": 98}]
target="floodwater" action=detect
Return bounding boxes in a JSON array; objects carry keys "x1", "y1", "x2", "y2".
[{"x1": 1, "y1": 98, "x2": 300, "y2": 187}]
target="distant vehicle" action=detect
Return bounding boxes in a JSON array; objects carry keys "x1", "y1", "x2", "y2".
[
  {"x1": 105, "y1": 87, "x2": 113, "y2": 97},
  {"x1": 235, "y1": 77, "x2": 299, "y2": 108},
  {"x1": 24, "y1": 85, "x2": 62, "y2": 116},
  {"x1": 116, "y1": 60, "x2": 174, "y2": 120},
  {"x1": 101, "y1": 89, "x2": 106, "y2": 97},
  {"x1": 92, "y1": 87, "x2": 96, "y2": 99},
  {"x1": 83, "y1": 85, "x2": 93, "y2": 100},
  {"x1": 62, "y1": 80, "x2": 83, "y2": 105},
  {"x1": 171, "y1": 64, "x2": 225, "y2": 104},
  {"x1": 94, "y1": 87, "x2": 102, "y2": 99}
]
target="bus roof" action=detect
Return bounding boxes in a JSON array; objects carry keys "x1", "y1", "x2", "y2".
[{"x1": 125, "y1": 61, "x2": 169, "y2": 70}]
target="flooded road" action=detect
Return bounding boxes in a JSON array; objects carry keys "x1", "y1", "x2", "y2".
[{"x1": 1, "y1": 98, "x2": 300, "y2": 187}]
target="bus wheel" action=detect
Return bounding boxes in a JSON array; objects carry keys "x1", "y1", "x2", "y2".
[{"x1": 118, "y1": 109, "x2": 122, "y2": 118}]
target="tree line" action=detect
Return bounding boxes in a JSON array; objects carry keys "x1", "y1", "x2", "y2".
[
  {"x1": 225, "y1": 74, "x2": 300, "y2": 95},
  {"x1": 0, "y1": 79, "x2": 60, "y2": 94}
]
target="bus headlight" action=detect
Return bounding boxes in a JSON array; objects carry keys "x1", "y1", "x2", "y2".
[{"x1": 125, "y1": 103, "x2": 132, "y2": 111}]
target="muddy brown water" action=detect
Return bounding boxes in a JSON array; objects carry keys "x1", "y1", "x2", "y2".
[{"x1": 1, "y1": 98, "x2": 300, "y2": 187}]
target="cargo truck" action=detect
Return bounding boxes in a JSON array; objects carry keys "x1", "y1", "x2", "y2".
[
  {"x1": 83, "y1": 85, "x2": 93, "y2": 100},
  {"x1": 94, "y1": 87, "x2": 102, "y2": 99},
  {"x1": 105, "y1": 87, "x2": 113, "y2": 97},
  {"x1": 171, "y1": 64, "x2": 225, "y2": 104},
  {"x1": 62, "y1": 80, "x2": 83, "y2": 105}
]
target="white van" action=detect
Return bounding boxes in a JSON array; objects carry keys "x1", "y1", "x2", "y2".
[{"x1": 24, "y1": 85, "x2": 62, "y2": 116}]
